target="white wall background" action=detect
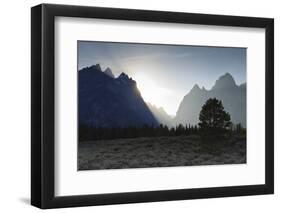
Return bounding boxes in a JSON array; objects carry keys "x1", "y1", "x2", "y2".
[{"x1": 0, "y1": 0, "x2": 279, "y2": 212}]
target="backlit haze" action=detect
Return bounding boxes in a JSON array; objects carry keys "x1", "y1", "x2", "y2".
[{"x1": 78, "y1": 41, "x2": 246, "y2": 116}]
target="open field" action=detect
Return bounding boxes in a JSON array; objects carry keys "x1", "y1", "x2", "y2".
[{"x1": 78, "y1": 135, "x2": 246, "y2": 170}]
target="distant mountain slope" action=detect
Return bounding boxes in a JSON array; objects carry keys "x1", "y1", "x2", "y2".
[
  {"x1": 79, "y1": 64, "x2": 158, "y2": 128},
  {"x1": 147, "y1": 103, "x2": 173, "y2": 127},
  {"x1": 175, "y1": 73, "x2": 246, "y2": 127}
]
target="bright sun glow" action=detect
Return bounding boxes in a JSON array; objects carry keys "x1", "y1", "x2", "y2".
[{"x1": 132, "y1": 72, "x2": 182, "y2": 117}]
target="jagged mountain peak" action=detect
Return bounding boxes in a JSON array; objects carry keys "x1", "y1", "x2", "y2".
[
  {"x1": 89, "y1": 63, "x2": 102, "y2": 71},
  {"x1": 117, "y1": 72, "x2": 136, "y2": 85},
  {"x1": 118, "y1": 72, "x2": 129, "y2": 79},
  {"x1": 192, "y1": 84, "x2": 200, "y2": 90},
  {"x1": 212, "y1": 72, "x2": 236, "y2": 90},
  {"x1": 104, "y1": 67, "x2": 114, "y2": 78},
  {"x1": 189, "y1": 84, "x2": 202, "y2": 94},
  {"x1": 79, "y1": 66, "x2": 158, "y2": 128}
]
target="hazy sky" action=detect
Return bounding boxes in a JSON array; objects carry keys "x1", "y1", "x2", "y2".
[{"x1": 78, "y1": 41, "x2": 246, "y2": 116}]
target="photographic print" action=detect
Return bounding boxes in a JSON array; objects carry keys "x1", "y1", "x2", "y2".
[
  {"x1": 31, "y1": 4, "x2": 273, "y2": 208},
  {"x1": 78, "y1": 41, "x2": 247, "y2": 170}
]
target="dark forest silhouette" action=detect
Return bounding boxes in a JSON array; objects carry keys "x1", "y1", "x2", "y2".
[
  {"x1": 80, "y1": 98, "x2": 246, "y2": 142},
  {"x1": 79, "y1": 123, "x2": 198, "y2": 141},
  {"x1": 79, "y1": 122, "x2": 245, "y2": 141}
]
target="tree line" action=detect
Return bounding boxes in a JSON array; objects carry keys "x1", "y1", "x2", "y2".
[
  {"x1": 79, "y1": 98, "x2": 246, "y2": 141},
  {"x1": 79, "y1": 122, "x2": 245, "y2": 141},
  {"x1": 79, "y1": 124, "x2": 198, "y2": 141}
]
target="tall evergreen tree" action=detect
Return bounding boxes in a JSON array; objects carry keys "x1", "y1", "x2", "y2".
[{"x1": 198, "y1": 98, "x2": 232, "y2": 137}]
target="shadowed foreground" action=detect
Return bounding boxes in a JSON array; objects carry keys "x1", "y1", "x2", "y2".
[{"x1": 78, "y1": 135, "x2": 246, "y2": 170}]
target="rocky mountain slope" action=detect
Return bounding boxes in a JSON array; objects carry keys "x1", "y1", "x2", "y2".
[
  {"x1": 79, "y1": 64, "x2": 158, "y2": 127},
  {"x1": 175, "y1": 73, "x2": 246, "y2": 127}
]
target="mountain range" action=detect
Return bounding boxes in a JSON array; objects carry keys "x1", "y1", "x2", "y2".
[
  {"x1": 79, "y1": 64, "x2": 158, "y2": 127},
  {"x1": 79, "y1": 65, "x2": 246, "y2": 128},
  {"x1": 175, "y1": 73, "x2": 246, "y2": 127}
]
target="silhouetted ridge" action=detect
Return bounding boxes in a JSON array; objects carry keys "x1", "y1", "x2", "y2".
[
  {"x1": 79, "y1": 65, "x2": 158, "y2": 128},
  {"x1": 175, "y1": 73, "x2": 246, "y2": 127}
]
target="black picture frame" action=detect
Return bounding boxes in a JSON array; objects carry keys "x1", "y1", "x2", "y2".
[{"x1": 31, "y1": 3, "x2": 274, "y2": 209}]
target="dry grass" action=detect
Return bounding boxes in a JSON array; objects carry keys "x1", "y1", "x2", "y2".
[{"x1": 78, "y1": 135, "x2": 246, "y2": 170}]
